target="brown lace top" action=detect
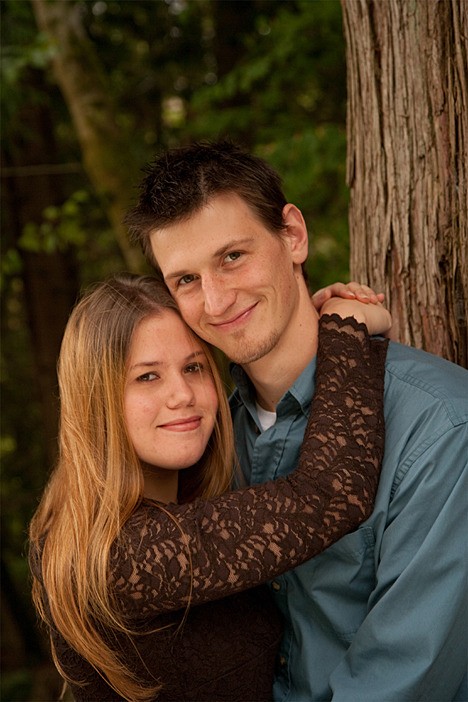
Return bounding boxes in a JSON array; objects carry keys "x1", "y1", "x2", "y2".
[{"x1": 34, "y1": 315, "x2": 388, "y2": 701}]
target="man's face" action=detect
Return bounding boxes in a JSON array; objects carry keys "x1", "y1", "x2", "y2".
[{"x1": 149, "y1": 193, "x2": 308, "y2": 365}]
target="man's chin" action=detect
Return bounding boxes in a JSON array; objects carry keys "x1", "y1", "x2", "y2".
[{"x1": 223, "y1": 334, "x2": 280, "y2": 366}]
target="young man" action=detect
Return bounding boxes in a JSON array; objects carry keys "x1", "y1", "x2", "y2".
[{"x1": 126, "y1": 141, "x2": 468, "y2": 701}]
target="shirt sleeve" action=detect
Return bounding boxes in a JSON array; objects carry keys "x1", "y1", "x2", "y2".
[
  {"x1": 110, "y1": 315, "x2": 388, "y2": 621},
  {"x1": 328, "y1": 422, "x2": 468, "y2": 701}
]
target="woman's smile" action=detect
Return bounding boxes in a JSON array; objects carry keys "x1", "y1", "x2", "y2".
[{"x1": 124, "y1": 310, "x2": 218, "y2": 484}]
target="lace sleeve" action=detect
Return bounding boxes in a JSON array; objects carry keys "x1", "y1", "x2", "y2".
[{"x1": 110, "y1": 315, "x2": 388, "y2": 620}]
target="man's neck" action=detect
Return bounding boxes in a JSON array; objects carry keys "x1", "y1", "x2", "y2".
[{"x1": 242, "y1": 291, "x2": 319, "y2": 411}]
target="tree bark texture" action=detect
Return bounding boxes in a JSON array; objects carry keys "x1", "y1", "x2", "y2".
[
  {"x1": 31, "y1": 0, "x2": 144, "y2": 271},
  {"x1": 341, "y1": 0, "x2": 467, "y2": 367}
]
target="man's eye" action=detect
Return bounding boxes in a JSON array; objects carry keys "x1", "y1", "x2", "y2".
[
  {"x1": 224, "y1": 252, "x2": 242, "y2": 263},
  {"x1": 178, "y1": 274, "x2": 196, "y2": 287}
]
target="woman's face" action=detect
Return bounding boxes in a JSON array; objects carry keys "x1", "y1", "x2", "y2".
[{"x1": 124, "y1": 310, "x2": 219, "y2": 487}]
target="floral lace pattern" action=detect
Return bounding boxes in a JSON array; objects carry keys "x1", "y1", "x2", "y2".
[{"x1": 110, "y1": 315, "x2": 388, "y2": 620}]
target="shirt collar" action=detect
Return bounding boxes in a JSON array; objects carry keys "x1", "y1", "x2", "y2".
[{"x1": 230, "y1": 355, "x2": 317, "y2": 417}]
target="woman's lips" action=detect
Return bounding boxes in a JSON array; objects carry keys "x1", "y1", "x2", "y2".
[{"x1": 159, "y1": 416, "x2": 202, "y2": 432}]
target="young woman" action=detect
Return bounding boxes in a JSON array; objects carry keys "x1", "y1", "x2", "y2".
[{"x1": 29, "y1": 273, "x2": 389, "y2": 702}]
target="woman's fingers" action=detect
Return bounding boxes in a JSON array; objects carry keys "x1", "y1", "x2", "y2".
[{"x1": 312, "y1": 282, "x2": 385, "y2": 310}]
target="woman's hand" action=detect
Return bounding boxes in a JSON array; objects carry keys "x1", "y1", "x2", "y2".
[
  {"x1": 312, "y1": 282, "x2": 385, "y2": 310},
  {"x1": 313, "y1": 282, "x2": 392, "y2": 337},
  {"x1": 320, "y1": 297, "x2": 392, "y2": 337}
]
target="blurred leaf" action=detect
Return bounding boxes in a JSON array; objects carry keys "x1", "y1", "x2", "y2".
[{"x1": 0, "y1": 250, "x2": 23, "y2": 286}]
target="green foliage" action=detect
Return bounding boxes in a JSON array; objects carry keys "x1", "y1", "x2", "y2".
[
  {"x1": 18, "y1": 190, "x2": 94, "y2": 253},
  {"x1": 0, "y1": 249, "x2": 22, "y2": 286},
  {"x1": 191, "y1": 0, "x2": 346, "y2": 134},
  {"x1": 262, "y1": 127, "x2": 349, "y2": 289},
  {"x1": 0, "y1": 0, "x2": 57, "y2": 129},
  {"x1": 1, "y1": 31, "x2": 57, "y2": 84}
]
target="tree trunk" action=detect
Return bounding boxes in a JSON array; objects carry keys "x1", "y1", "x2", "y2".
[
  {"x1": 31, "y1": 0, "x2": 144, "y2": 271},
  {"x1": 341, "y1": 0, "x2": 467, "y2": 367},
  {"x1": 1, "y1": 76, "x2": 79, "y2": 688},
  {"x1": 2, "y1": 83, "x2": 79, "y2": 467}
]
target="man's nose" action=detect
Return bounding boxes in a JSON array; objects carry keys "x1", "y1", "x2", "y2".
[{"x1": 202, "y1": 276, "x2": 236, "y2": 317}]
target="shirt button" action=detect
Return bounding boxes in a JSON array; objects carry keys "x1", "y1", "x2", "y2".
[
  {"x1": 279, "y1": 656, "x2": 287, "y2": 667},
  {"x1": 271, "y1": 580, "x2": 281, "y2": 591}
]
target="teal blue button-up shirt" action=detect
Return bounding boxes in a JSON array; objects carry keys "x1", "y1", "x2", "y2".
[{"x1": 230, "y1": 341, "x2": 468, "y2": 701}]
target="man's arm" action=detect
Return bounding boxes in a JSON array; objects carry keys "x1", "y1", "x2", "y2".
[{"x1": 329, "y1": 423, "x2": 468, "y2": 701}]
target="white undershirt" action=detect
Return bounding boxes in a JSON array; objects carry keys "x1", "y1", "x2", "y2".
[{"x1": 256, "y1": 402, "x2": 277, "y2": 432}]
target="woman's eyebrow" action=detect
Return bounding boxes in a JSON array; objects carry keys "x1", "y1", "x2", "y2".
[{"x1": 129, "y1": 350, "x2": 205, "y2": 372}]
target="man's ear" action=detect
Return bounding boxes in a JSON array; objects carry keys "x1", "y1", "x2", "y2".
[{"x1": 282, "y1": 203, "x2": 309, "y2": 264}]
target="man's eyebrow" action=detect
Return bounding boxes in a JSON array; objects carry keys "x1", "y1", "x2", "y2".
[
  {"x1": 165, "y1": 238, "x2": 254, "y2": 281},
  {"x1": 212, "y1": 237, "x2": 254, "y2": 258}
]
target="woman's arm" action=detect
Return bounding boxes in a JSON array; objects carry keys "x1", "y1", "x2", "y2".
[
  {"x1": 312, "y1": 281, "x2": 392, "y2": 336},
  {"x1": 320, "y1": 296, "x2": 392, "y2": 337},
  {"x1": 110, "y1": 315, "x2": 388, "y2": 619}
]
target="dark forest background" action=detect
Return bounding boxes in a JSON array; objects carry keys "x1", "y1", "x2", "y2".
[{"x1": 1, "y1": 2, "x2": 350, "y2": 699}]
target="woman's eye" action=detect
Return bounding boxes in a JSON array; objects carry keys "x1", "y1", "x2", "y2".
[
  {"x1": 224, "y1": 252, "x2": 241, "y2": 263},
  {"x1": 136, "y1": 372, "x2": 158, "y2": 382},
  {"x1": 185, "y1": 362, "x2": 204, "y2": 374}
]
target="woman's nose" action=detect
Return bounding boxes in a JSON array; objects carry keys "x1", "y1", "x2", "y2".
[{"x1": 165, "y1": 374, "x2": 195, "y2": 408}]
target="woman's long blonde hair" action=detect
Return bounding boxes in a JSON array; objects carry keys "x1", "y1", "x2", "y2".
[{"x1": 29, "y1": 273, "x2": 235, "y2": 701}]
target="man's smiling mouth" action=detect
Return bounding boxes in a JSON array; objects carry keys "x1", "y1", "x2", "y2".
[{"x1": 209, "y1": 302, "x2": 258, "y2": 330}]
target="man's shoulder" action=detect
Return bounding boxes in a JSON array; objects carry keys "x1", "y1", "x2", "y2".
[{"x1": 384, "y1": 341, "x2": 468, "y2": 427}]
